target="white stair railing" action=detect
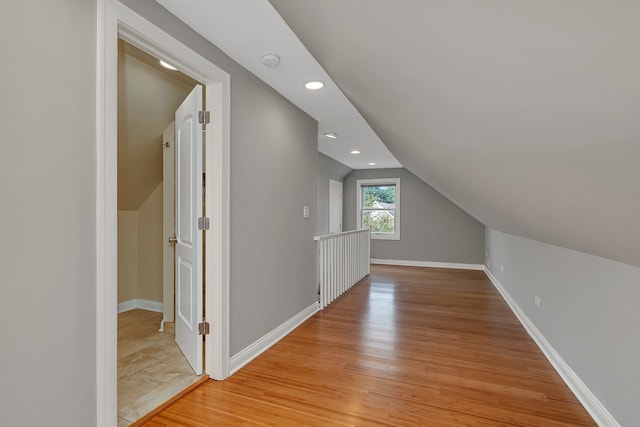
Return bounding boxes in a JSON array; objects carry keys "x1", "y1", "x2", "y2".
[{"x1": 314, "y1": 228, "x2": 370, "y2": 309}]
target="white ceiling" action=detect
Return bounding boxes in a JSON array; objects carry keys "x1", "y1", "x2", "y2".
[
  {"x1": 154, "y1": 0, "x2": 400, "y2": 170},
  {"x1": 155, "y1": 0, "x2": 640, "y2": 268}
]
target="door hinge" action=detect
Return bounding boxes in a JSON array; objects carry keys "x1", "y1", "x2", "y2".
[
  {"x1": 198, "y1": 216, "x2": 210, "y2": 230},
  {"x1": 198, "y1": 321, "x2": 210, "y2": 335},
  {"x1": 198, "y1": 110, "x2": 211, "y2": 125}
]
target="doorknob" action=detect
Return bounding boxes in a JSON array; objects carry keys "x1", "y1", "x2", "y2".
[{"x1": 168, "y1": 235, "x2": 177, "y2": 244}]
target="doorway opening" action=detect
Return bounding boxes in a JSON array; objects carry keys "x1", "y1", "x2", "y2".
[
  {"x1": 116, "y1": 39, "x2": 204, "y2": 423},
  {"x1": 97, "y1": 3, "x2": 231, "y2": 424}
]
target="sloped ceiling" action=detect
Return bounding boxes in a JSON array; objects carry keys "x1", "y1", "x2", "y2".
[
  {"x1": 117, "y1": 40, "x2": 197, "y2": 210},
  {"x1": 154, "y1": 0, "x2": 401, "y2": 170},
  {"x1": 269, "y1": 0, "x2": 640, "y2": 267}
]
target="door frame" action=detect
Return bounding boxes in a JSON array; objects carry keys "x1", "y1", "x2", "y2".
[
  {"x1": 162, "y1": 122, "x2": 175, "y2": 325},
  {"x1": 97, "y1": 1, "x2": 231, "y2": 424}
]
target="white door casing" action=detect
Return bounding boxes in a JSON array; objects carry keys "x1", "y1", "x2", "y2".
[
  {"x1": 162, "y1": 122, "x2": 175, "y2": 324},
  {"x1": 174, "y1": 85, "x2": 204, "y2": 375},
  {"x1": 98, "y1": 3, "x2": 230, "y2": 424},
  {"x1": 329, "y1": 180, "x2": 343, "y2": 233}
]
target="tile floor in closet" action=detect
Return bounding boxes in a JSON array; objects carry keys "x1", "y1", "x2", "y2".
[{"x1": 118, "y1": 309, "x2": 202, "y2": 426}]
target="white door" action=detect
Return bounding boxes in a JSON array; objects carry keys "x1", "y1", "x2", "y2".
[
  {"x1": 162, "y1": 122, "x2": 175, "y2": 323},
  {"x1": 329, "y1": 180, "x2": 343, "y2": 233},
  {"x1": 174, "y1": 85, "x2": 204, "y2": 375}
]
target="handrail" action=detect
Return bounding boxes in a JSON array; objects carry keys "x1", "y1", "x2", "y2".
[
  {"x1": 315, "y1": 228, "x2": 370, "y2": 309},
  {"x1": 314, "y1": 228, "x2": 370, "y2": 241}
]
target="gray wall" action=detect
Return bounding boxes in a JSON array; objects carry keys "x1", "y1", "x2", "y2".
[
  {"x1": 344, "y1": 168, "x2": 484, "y2": 264},
  {"x1": 316, "y1": 153, "x2": 352, "y2": 235},
  {"x1": 485, "y1": 228, "x2": 640, "y2": 426},
  {"x1": 121, "y1": 0, "x2": 319, "y2": 356},
  {"x1": 0, "y1": 1, "x2": 97, "y2": 426}
]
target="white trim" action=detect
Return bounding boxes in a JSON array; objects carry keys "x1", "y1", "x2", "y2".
[
  {"x1": 204, "y1": 63, "x2": 231, "y2": 381},
  {"x1": 97, "y1": 1, "x2": 231, "y2": 424},
  {"x1": 229, "y1": 303, "x2": 319, "y2": 375},
  {"x1": 117, "y1": 300, "x2": 137, "y2": 313},
  {"x1": 117, "y1": 299, "x2": 163, "y2": 313},
  {"x1": 484, "y1": 267, "x2": 620, "y2": 427},
  {"x1": 371, "y1": 258, "x2": 485, "y2": 271},
  {"x1": 356, "y1": 178, "x2": 400, "y2": 240},
  {"x1": 96, "y1": 1, "x2": 117, "y2": 424},
  {"x1": 138, "y1": 298, "x2": 163, "y2": 313}
]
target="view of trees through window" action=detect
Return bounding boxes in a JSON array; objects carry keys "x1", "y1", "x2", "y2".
[{"x1": 361, "y1": 184, "x2": 396, "y2": 233}]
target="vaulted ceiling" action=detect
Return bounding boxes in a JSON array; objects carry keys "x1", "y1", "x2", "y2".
[{"x1": 156, "y1": 1, "x2": 640, "y2": 267}]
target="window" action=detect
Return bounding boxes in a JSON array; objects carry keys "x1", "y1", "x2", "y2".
[{"x1": 356, "y1": 178, "x2": 400, "y2": 240}]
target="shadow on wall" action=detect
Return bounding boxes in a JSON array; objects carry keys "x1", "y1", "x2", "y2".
[{"x1": 343, "y1": 167, "x2": 484, "y2": 264}]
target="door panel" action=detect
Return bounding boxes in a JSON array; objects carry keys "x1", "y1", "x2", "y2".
[
  {"x1": 329, "y1": 180, "x2": 343, "y2": 233},
  {"x1": 174, "y1": 85, "x2": 203, "y2": 375}
]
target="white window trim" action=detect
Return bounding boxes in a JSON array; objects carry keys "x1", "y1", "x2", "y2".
[{"x1": 356, "y1": 178, "x2": 400, "y2": 240}]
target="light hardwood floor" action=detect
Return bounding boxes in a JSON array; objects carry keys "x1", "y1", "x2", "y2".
[
  {"x1": 144, "y1": 265, "x2": 595, "y2": 426},
  {"x1": 118, "y1": 309, "x2": 203, "y2": 426}
]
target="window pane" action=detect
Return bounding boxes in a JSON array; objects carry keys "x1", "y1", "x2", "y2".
[
  {"x1": 361, "y1": 185, "x2": 395, "y2": 209},
  {"x1": 357, "y1": 178, "x2": 400, "y2": 240},
  {"x1": 362, "y1": 209, "x2": 395, "y2": 233}
]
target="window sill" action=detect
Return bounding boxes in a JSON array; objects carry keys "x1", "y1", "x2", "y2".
[{"x1": 371, "y1": 233, "x2": 400, "y2": 241}]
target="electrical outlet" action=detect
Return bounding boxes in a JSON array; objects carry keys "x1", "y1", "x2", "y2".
[
  {"x1": 534, "y1": 295, "x2": 541, "y2": 307},
  {"x1": 500, "y1": 265, "x2": 504, "y2": 273}
]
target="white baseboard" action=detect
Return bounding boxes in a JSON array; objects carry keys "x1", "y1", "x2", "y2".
[
  {"x1": 484, "y1": 268, "x2": 620, "y2": 427},
  {"x1": 371, "y1": 258, "x2": 485, "y2": 271},
  {"x1": 117, "y1": 298, "x2": 163, "y2": 314},
  {"x1": 229, "y1": 302, "x2": 319, "y2": 375},
  {"x1": 117, "y1": 300, "x2": 137, "y2": 313},
  {"x1": 138, "y1": 299, "x2": 163, "y2": 313}
]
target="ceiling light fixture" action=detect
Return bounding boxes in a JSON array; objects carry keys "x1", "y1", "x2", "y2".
[
  {"x1": 159, "y1": 60, "x2": 178, "y2": 71},
  {"x1": 324, "y1": 132, "x2": 338, "y2": 139},
  {"x1": 261, "y1": 52, "x2": 281, "y2": 68},
  {"x1": 304, "y1": 80, "x2": 324, "y2": 90},
  {"x1": 368, "y1": 162, "x2": 376, "y2": 166},
  {"x1": 350, "y1": 150, "x2": 361, "y2": 154}
]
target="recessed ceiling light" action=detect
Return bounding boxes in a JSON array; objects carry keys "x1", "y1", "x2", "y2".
[
  {"x1": 159, "y1": 60, "x2": 178, "y2": 71},
  {"x1": 261, "y1": 52, "x2": 281, "y2": 68},
  {"x1": 368, "y1": 162, "x2": 376, "y2": 166},
  {"x1": 324, "y1": 132, "x2": 338, "y2": 139},
  {"x1": 305, "y1": 80, "x2": 324, "y2": 90},
  {"x1": 350, "y1": 150, "x2": 360, "y2": 154}
]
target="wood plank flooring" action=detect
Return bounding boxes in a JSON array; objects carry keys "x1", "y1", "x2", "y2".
[
  {"x1": 118, "y1": 309, "x2": 203, "y2": 426},
  {"x1": 144, "y1": 265, "x2": 595, "y2": 426}
]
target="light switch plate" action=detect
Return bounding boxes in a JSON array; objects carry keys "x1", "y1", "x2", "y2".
[{"x1": 303, "y1": 206, "x2": 310, "y2": 219}]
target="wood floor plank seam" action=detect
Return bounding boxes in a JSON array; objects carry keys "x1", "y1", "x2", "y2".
[
  {"x1": 206, "y1": 387, "x2": 362, "y2": 426},
  {"x1": 144, "y1": 265, "x2": 596, "y2": 426}
]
